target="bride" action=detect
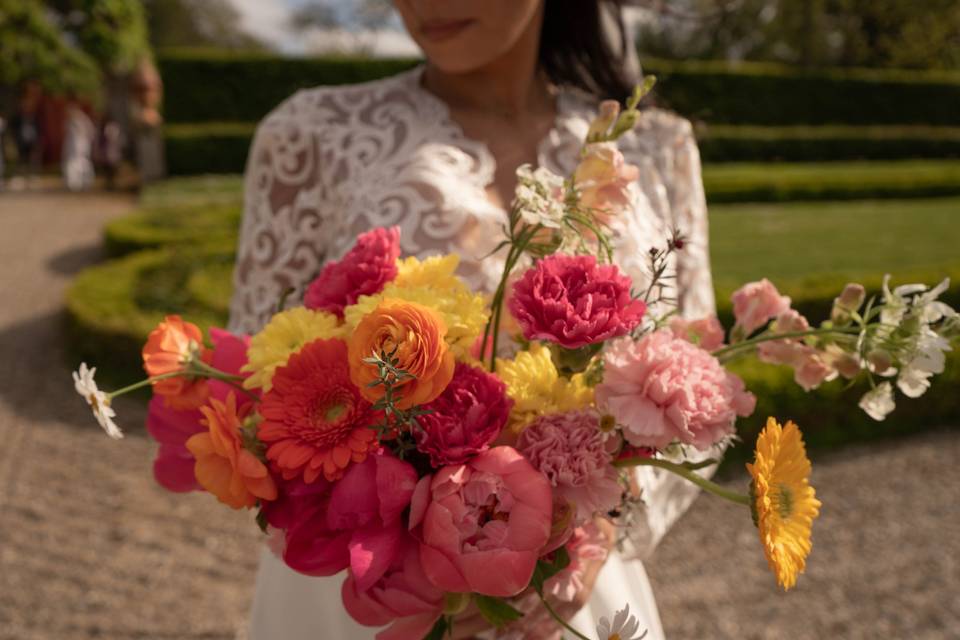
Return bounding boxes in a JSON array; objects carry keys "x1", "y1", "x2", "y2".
[{"x1": 228, "y1": 1, "x2": 716, "y2": 638}]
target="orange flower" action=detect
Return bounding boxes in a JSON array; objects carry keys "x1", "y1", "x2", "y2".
[
  {"x1": 143, "y1": 315, "x2": 211, "y2": 409},
  {"x1": 348, "y1": 299, "x2": 455, "y2": 410},
  {"x1": 186, "y1": 393, "x2": 277, "y2": 509}
]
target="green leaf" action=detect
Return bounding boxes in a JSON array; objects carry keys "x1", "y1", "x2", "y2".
[
  {"x1": 473, "y1": 595, "x2": 524, "y2": 628},
  {"x1": 255, "y1": 508, "x2": 268, "y2": 534},
  {"x1": 530, "y1": 546, "x2": 571, "y2": 595},
  {"x1": 422, "y1": 616, "x2": 449, "y2": 640}
]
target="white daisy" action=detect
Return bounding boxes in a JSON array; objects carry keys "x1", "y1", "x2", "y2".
[
  {"x1": 596, "y1": 604, "x2": 647, "y2": 640},
  {"x1": 72, "y1": 363, "x2": 123, "y2": 439},
  {"x1": 858, "y1": 382, "x2": 896, "y2": 421}
]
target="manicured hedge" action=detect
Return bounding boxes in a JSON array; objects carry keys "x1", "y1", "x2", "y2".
[
  {"x1": 104, "y1": 201, "x2": 241, "y2": 256},
  {"x1": 164, "y1": 122, "x2": 256, "y2": 176}
]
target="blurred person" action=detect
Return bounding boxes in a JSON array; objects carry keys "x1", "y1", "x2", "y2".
[
  {"x1": 230, "y1": 1, "x2": 715, "y2": 638},
  {"x1": 99, "y1": 120, "x2": 125, "y2": 190},
  {"x1": 10, "y1": 81, "x2": 44, "y2": 185},
  {"x1": 129, "y1": 58, "x2": 166, "y2": 184},
  {"x1": 62, "y1": 97, "x2": 97, "y2": 191}
]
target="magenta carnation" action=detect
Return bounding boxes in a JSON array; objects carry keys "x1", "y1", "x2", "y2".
[
  {"x1": 596, "y1": 331, "x2": 757, "y2": 450},
  {"x1": 304, "y1": 226, "x2": 400, "y2": 318},
  {"x1": 508, "y1": 254, "x2": 646, "y2": 349},
  {"x1": 516, "y1": 410, "x2": 622, "y2": 523},
  {"x1": 415, "y1": 362, "x2": 512, "y2": 466}
]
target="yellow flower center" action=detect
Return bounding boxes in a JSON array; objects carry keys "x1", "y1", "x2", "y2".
[{"x1": 609, "y1": 634, "x2": 622, "y2": 640}]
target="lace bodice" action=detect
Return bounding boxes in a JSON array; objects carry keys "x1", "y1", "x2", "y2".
[{"x1": 228, "y1": 66, "x2": 716, "y2": 557}]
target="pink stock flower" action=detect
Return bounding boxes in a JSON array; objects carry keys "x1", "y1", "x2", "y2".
[
  {"x1": 731, "y1": 279, "x2": 791, "y2": 335},
  {"x1": 573, "y1": 142, "x2": 640, "y2": 224},
  {"x1": 596, "y1": 331, "x2": 756, "y2": 450},
  {"x1": 408, "y1": 447, "x2": 553, "y2": 597},
  {"x1": 669, "y1": 315, "x2": 726, "y2": 351},
  {"x1": 415, "y1": 362, "x2": 513, "y2": 466},
  {"x1": 304, "y1": 226, "x2": 400, "y2": 318},
  {"x1": 544, "y1": 522, "x2": 609, "y2": 603},
  {"x1": 516, "y1": 411, "x2": 622, "y2": 523},
  {"x1": 146, "y1": 328, "x2": 252, "y2": 492},
  {"x1": 757, "y1": 311, "x2": 837, "y2": 391},
  {"x1": 341, "y1": 534, "x2": 444, "y2": 640},
  {"x1": 509, "y1": 254, "x2": 646, "y2": 350}
]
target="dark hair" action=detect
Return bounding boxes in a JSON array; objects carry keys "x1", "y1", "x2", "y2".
[{"x1": 538, "y1": 0, "x2": 638, "y2": 102}]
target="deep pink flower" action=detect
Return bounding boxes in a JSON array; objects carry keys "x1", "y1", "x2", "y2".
[
  {"x1": 415, "y1": 362, "x2": 513, "y2": 466},
  {"x1": 408, "y1": 447, "x2": 553, "y2": 597},
  {"x1": 146, "y1": 328, "x2": 252, "y2": 492},
  {"x1": 508, "y1": 254, "x2": 646, "y2": 349},
  {"x1": 731, "y1": 279, "x2": 791, "y2": 335},
  {"x1": 669, "y1": 315, "x2": 726, "y2": 351},
  {"x1": 304, "y1": 226, "x2": 400, "y2": 318},
  {"x1": 341, "y1": 534, "x2": 444, "y2": 640},
  {"x1": 516, "y1": 411, "x2": 621, "y2": 523},
  {"x1": 596, "y1": 331, "x2": 757, "y2": 450}
]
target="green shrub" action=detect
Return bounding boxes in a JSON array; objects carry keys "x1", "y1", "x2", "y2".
[
  {"x1": 140, "y1": 174, "x2": 243, "y2": 209},
  {"x1": 104, "y1": 201, "x2": 241, "y2": 256},
  {"x1": 165, "y1": 122, "x2": 256, "y2": 176}
]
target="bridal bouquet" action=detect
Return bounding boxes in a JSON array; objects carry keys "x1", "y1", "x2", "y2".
[{"x1": 75, "y1": 81, "x2": 957, "y2": 640}]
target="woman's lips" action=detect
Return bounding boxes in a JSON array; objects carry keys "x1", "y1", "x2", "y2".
[{"x1": 419, "y1": 18, "x2": 475, "y2": 42}]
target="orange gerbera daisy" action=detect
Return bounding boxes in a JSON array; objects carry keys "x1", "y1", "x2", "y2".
[
  {"x1": 186, "y1": 393, "x2": 277, "y2": 509},
  {"x1": 143, "y1": 315, "x2": 212, "y2": 409},
  {"x1": 258, "y1": 338, "x2": 379, "y2": 483}
]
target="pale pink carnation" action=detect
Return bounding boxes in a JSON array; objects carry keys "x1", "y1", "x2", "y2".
[
  {"x1": 731, "y1": 279, "x2": 791, "y2": 335},
  {"x1": 596, "y1": 331, "x2": 757, "y2": 450},
  {"x1": 669, "y1": 315, "x2": 726, "y2": 351},
  {"x1": 516, "y1": 410, "x2": 622, "y2": 523}
]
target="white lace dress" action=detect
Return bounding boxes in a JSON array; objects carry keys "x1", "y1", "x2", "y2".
[{"x1": 228, "y1": 66, "x2": 716, "y2": 640}]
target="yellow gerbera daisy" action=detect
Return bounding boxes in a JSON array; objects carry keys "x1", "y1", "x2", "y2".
[
  {"x1": 747, "y1": 417, "x2": 822, "y2": 590},
  {"x1": 242, "y1": 307, "x2": 345, "y2": 392},
  {"x1": 496, "y1": 343, "x2": 594, "y2": 433}
]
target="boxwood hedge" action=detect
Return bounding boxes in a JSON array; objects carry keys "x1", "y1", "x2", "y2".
[{"x1": 104, "y1": 202, "x2": 241, "y2": 256}]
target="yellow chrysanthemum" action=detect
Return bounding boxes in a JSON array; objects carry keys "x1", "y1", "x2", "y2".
[
  {"x1": 344, "y1": 254, "x2": 488, "y2": 358},
  {"x1": 747, "y1": 417, "x2": 822, "y2": 590},
  {"x1": 242, "y1": 307, "x2": 345, "y2": 392},
  {"x1": 496, "y1": 343, "x2": 594, "y2": 433}
]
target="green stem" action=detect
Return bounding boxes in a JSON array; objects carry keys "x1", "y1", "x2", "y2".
[
  {"x1": 614, "y1": 456, "x2": 750, "y2": 506},
  {"x1": 712, "y1": 327, "x2": 861, "y2": 361},
  {"x1": 107, "y1": 371, "x2": 184, "y2": 398},
  {"x1": 536, "y1": 591, "x2": 592, "y2": 640}
]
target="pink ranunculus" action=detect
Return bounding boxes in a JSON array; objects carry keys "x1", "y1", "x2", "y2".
[
  {"x1": 573, "y1": 142, "x2": 640, "y2": 224},
  {"x1": 516, "y1": 411, "x2": 622, "y2": 523},
  {"x1": 596, "y1": 331, "x2": 757, "y2": 450},
  {"x1": 669, "y1": 315, "x2": 726, "y2": 351},
  {"x1": 544, "y1": 522, "x2": 609, "y2": 603},
  {"x1": 508, "y1": 254, "x2": 646, "y2": 350},
  {"x1": 146, "y1": 328, "x2": 252, "y2": 492},
  {"x1": 731, "y1": 279, "x2": 792, "y2": 335},
  {"x1": 415, "y1": 362, "x2": 513, "y2": 466},
  {"x1": 341, "y1": 534, "x2": 444, "y2": 640},
  {"x1": 408, "y1": 447, "x2": 553, "y2": 597},
  {"x1": 304, "y1": 226, "x2": 401, "y2": 318}
]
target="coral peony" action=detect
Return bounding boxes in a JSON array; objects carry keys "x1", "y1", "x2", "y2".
[
  {"x1": 516, "y1": 411, "x2": 621, "y2": 523},
  {"x1": 415, "y1": 362, "x2": 512, "y2": 466},
  {"x1": 259, "y1": 338, "x2": 379, "y2": 483},
  {"x1": 508, "y1": 254, "x2": 646, "y2": 349},
  {"x1": 596, "y1": 331, "x2": 756, "y2": 450},
  {"x1": 573, "y1": 141, "x2": 640, "y2": 224},
  {"x1": 669, "y1": 315, "x2": 726, "y2": 351},
  {"x1": 408, "y1": 447, "x2": 553, "y2": 597},
  {"x1": 341, "y1": 534, "x2": 444, "y2": 640},
  {"x1": 304, "y1": 226, "x2": 400, "y2": 318},
  {"x1": 348, "y1": 299, "x2": 455, "y2": 410},
  {"x1": 142, "y1": 315, "x2": 212, "y2": 409},
  {"x1": 731, "y1": 279, "x2": 791, "y2": 336},
  {"x1": 186, "y1": 393, "x2": 277, "y2": 509}
]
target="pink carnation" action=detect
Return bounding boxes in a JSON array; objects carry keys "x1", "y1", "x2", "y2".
[
  {"x1": 304, "y1": 226, "x2": 400, "y2": 318},
  {"x1": 516, "y1": 411, "x2": 622, "y2": 523},
  {"x1": 415, "y1": 362, "x2": 513, "y2": 466},
  {"x1": 669, "y1": 315, "x2": 726, "y2": 351},
  {"x1": 596, "y1": 331, "x2": 756, "y2": 450},
  {"x1": 508, "y1": 254, "x2": 646, "y2": 349},
  {"x1": 731, "y1": 279, "x2": 791, "y2": 335},
  {"x1": 408, "y1": 447, "x2": 552, "y2": 597}
]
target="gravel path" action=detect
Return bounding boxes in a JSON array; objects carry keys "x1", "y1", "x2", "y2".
[{"x1": 0, "y1": 192, "x2": 956, "y2": 639}]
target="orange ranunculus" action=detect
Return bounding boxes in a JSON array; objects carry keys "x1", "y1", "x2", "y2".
[
  {"x1": 348, "y1": 299, "x2": 455, "y2": 410},
  {"x1": 143, "y1": 315, "x2": 211, "y2": 409},
  {"x1": 186, "y1": 393, "x2": 277, "y2": 509}
]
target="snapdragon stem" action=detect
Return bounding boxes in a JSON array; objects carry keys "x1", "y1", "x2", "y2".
[
  {"x1": 614, "y1": 456, "x2": 750, "y2": 506},
  {"x1": 712, "y1": 327, "x2": 862, "y2": 362},
  {"x1": 536, "y1": 591, "x2": 592, "y2": 640}
]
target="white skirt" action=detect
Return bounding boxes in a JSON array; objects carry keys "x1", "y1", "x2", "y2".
[{"x1": 247, "y1": 547, "x2": 664, "y2": 640}]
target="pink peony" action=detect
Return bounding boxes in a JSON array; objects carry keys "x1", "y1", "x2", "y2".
[
  {"x1": 341, "y1": 534, "x2": 444, "y2": 640},
  {"x1": 408, "y1": 447, "x2": 553, "y2": 597},
  {"x1": 508, "y1": 254, "x2": 646, "y2": 349},
  {"x1": 731, "y1": 279, "x2": 791, "y2": 335},
  {"x1": 669, "y1": 315, "x2": 726, "y2": 351},
  {"x1": 147, "y1": 328, "x2": 252, "y2": 492},
  {"x1": 415, "y1": 362, "x2": 513, "y2": 466},
  {"x1": 573, "y1": 142, "x2": 640, "y2": 224},
  {"x1": 304, "y1": 226, "x2": 400, "y2": 318},
  {"x1": 596, "y1": 331, "x2": 756, "y2": 450},
  {"x1": 544, "y1": 522, "x2": 609, "y2": 603},
  {"x1": 516, "y1": 411, "x2": 622, "y2": 523}
]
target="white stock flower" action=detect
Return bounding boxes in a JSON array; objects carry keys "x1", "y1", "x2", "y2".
[
  {"x1": 896, "y1": 328, "x2": 951, "y2": 398},
  {"x1": 596, "y1": 604, "x2": 647, "y2": 640},
  {"x1": 858, "y1": 382, "x2": 896, "y2": 421},
  {"x1": 72, "y1": 363, "x2": 123, "y2": 439},
  {"x1": 514, "y1": 164, "x2": 566, "y2": 229}
]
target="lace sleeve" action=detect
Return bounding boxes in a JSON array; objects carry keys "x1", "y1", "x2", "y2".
[{"x1": 228, "y1": 92, "x2": 335, "y2": 334}]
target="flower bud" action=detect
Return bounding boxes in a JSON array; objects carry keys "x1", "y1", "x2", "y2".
[
  {"x1": 831, "y1": 283, "x2": 866, "y2": 323},
  {"x1": 610, "y1": 109, "x2": 641, "y2": 138},
  {"x1": 833, "y1": 352, "x2": 862, "y2": 379},
  {"x1": 586, "y1": 100, "x2": 620, "y2": 141},
  {"x1": 866, "y1": 349, "x2": 894, "y2": 375}
]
